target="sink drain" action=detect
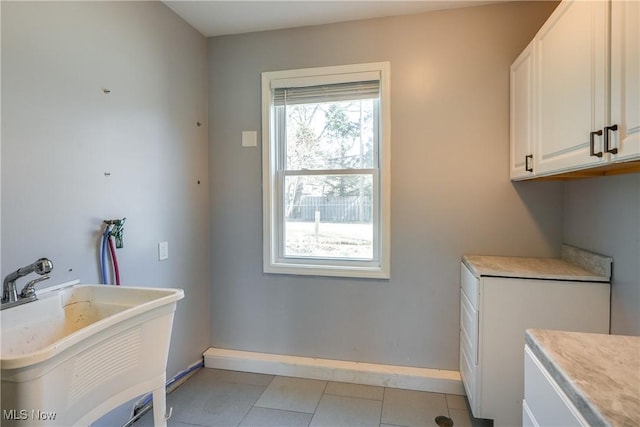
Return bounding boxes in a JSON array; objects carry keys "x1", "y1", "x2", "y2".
[{"x1": 435, "y1": 415, "x2": 454, "y2": 427}]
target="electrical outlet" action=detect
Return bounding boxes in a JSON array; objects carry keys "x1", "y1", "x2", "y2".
[{"x1": 158, "y1": 241, "x2": 169, "y2": 261}]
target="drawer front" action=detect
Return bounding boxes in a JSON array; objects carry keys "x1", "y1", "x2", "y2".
[
  {"x1": 460, "y1": 290, "x2": 479, "y2": 364},
  {"x1": 460, "y1": 343, "x2": 479, "y2": 415},
  {"x1": 524, "y1": 346, "x2": 587, "y2": 426},
  {"x1": 460, "y1": 263, "x2": 479, "y2": 308},
  {"x1": 522, "y1": 400, "x2": 538, "y2": 427}
]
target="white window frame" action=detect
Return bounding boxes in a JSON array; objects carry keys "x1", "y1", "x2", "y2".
[{"x1": 261, "y1": 62, "x2": 391, "y2": 279}]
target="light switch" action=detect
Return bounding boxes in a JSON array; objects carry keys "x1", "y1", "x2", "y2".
[
  {"x1": 242, "y1": 131, "x2": 257, "y2": 147},
  {"x1": 158, "y1": 241, "x2": 169, "y2": 261}
]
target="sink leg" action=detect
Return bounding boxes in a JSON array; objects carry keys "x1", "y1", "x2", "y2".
[{"x1": 152, "y1": 384, "x2": 167, "y2": 427}]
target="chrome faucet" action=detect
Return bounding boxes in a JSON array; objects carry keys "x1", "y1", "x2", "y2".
[{"x1": 1, "y1": 258, "x2": 53, "y2": 310}]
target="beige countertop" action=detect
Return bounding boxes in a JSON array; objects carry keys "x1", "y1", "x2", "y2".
[
  {"x1": 525, "y1": 329, "x2": 640, "y2": 427},
  {"x1": 462, "y1": 245, "x2": 612, "y2": 282}
]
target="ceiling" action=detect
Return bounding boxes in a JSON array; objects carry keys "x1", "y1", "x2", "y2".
[{"x1": 163, "y1": 1, "x2": 506, "y2": 37}]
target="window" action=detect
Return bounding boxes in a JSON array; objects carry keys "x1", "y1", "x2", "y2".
[{"x1": 262, "y1": 63, "x2": 390, "y2": 278}]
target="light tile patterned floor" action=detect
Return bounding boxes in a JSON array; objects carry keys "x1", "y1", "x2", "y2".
[{"x1": 136, "y1": 368, "x2": 488, "y2": 427}]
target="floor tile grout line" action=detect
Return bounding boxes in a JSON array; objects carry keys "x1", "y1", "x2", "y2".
[
  {"x1": 235, "y1": 375, "x2": 277, "y2": 427},
  {"x1": 249, "y1": 404, "x2": 316, "y2": 417},
  {"x1": 322, "y1": 388, "x2": 385, "y2": 401},
  {"x1": 322, "y1": 392, "x2": 386, "y2": 404},
  {"x1": 307, "y1": 378, "x2": 330, "y2": 426},
  {"x1": 235, "y1": 397, "x2": 257, "y2": 427},
  {"x1": 313, "y1": 390, "x2": 385, "y2": 427},
  {"x1": 380, "y1": 387, "x2": 389, "y2": 426},
  {"x1": 375, "y1": 387, "x2": 384, "y2": 426}
]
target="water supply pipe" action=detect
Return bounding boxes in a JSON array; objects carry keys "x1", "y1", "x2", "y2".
[
  {"x1": 100, "y1": 225, "x2": 112, "y2": 285},
  {"x1": 108, "y1": 234, "x2": 120, "y2": 285}
]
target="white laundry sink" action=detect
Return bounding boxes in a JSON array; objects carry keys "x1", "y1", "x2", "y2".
[{"x1": 1, "y1": 282, "x2": 184, "y2": 426}]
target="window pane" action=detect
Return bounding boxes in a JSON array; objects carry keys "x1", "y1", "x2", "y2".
[
  {"x1": 284, "y1": 99, "x2": 376, "y2": 170},
  {"x1": 284, "y1": 174, "x2": 373, "y2": 259}
]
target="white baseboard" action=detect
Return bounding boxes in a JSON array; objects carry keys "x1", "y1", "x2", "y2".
[{"x1": 203, "y1": 347, "x2": 465, "y2": 395}]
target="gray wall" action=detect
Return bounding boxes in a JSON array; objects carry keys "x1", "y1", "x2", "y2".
[
  {"x1": 564, "y1": 174, "x2": 640, "y2": 336},
  {"x1": 208, "y1": 1, "x2": 563, "y2": 371},
  {"x1": 1, "y1": 1, "x2": 210, "y2": 377}
]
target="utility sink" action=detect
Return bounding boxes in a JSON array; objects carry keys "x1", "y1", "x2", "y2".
[{"x1": 1, "y1": 281, "x2": 184, "y2": 426}]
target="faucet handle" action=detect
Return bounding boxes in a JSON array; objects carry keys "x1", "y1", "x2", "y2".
[{"x1": 20, "y1": 275, "x2": 50, "y2": 298}]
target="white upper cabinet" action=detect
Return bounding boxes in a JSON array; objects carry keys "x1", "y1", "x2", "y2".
[
  {"x1": 510, "y1": 41, "x2": 535, "y2": 180},
  {"x1": 510, "y1": 0, "x2": 639, "y2": 180},
  {"x1": 609, "y1": 0, "x2": 640, "y2": 162},
  {"x1": 534, "y1": 0, "x2": 609, "y2": 175}
]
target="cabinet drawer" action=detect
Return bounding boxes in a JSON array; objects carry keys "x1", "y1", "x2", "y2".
[
  {"x1": 524, "y1": 346, "x2": 587, "y2": 426},
  {"x1": 460, "y1": 343, "x2": 479, "y2": 415},
  {"x1": 460, "y1": 290, "x2": 479, "y2": 364},
  {"x1": 522, "y1": 400, "x2": 538, "y2": 427},
  {"x1": 461, "y1": 263, "x2": 479, "y2": 308}
]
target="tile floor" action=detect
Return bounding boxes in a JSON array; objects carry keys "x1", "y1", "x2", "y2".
[{"x1": 136, "y1": 368, "x2": 489, "y2": 427}]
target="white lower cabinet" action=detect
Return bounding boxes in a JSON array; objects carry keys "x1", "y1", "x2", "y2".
[
  {"x1": 459, "y1": 263, "x2": 609, "y2": 426},
  {"x1": 523, "y1": 346, "x2": 588, "y2": 426}
]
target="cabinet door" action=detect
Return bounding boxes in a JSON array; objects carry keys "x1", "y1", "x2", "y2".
[
  {"x1": 510, "y1": 41, "x2": 535, "y2": 180},
  {"x1": 609, "y1": 0, "x2": 640, "y2": 162},
  {"x1": 534, "y1": 0, "x2": 609, "y2": 175}
]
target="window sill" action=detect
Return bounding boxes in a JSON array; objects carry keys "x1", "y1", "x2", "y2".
[{"x1": 264, "y1": 261, "x2": 390, "y2": 279}]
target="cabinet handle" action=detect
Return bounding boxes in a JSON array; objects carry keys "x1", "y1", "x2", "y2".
[
  {"x1": 525, "y1": 154, "x2": 533, "y2": 172},
  {"x1": 590, "y1": 130, "x2": 603, "y2": 157},
  {"x1": 604, "y1": 124, "x2": 619, "y2": 154}
]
